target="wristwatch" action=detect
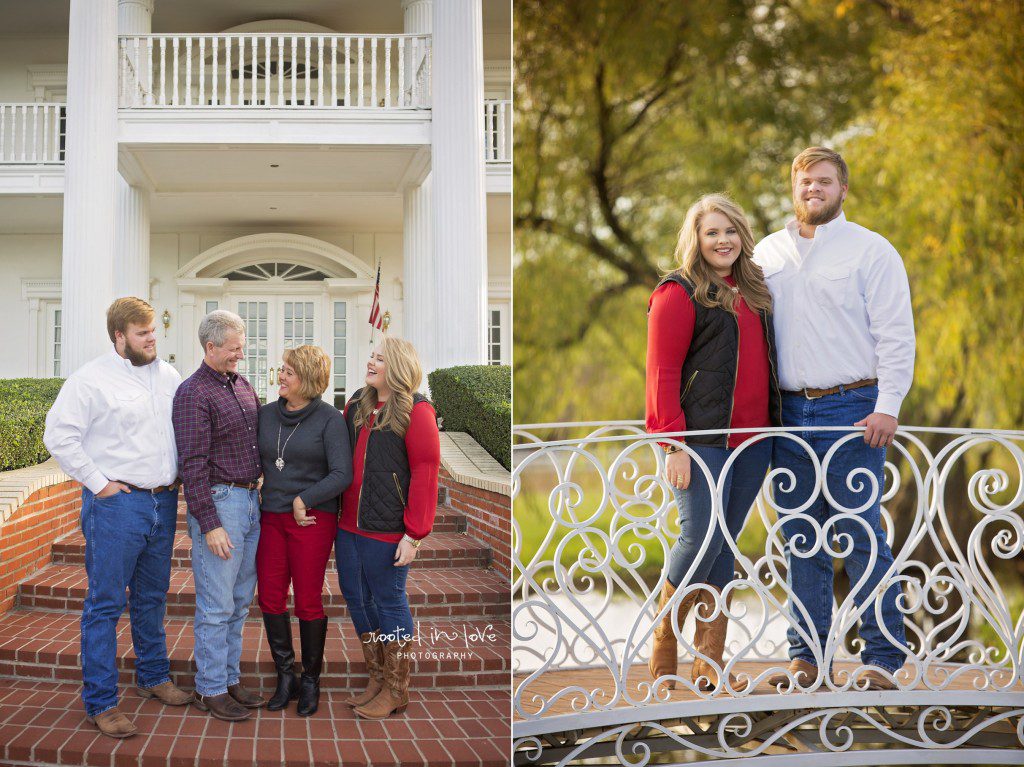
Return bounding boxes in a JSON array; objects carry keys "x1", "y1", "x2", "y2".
[
  {"x1": 664, "y1": 444, "x2": 683, "y2": 454},
  {"x1": 402, "y1": 534, "x2": 423, "y2": 548}
]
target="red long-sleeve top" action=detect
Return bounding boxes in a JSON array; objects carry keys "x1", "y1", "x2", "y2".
[
  {"x1": 645, "y1": 277, "x2": 770, "y2": 448},
  {"x1": 338, "y1": 400, "x2": 441, "y2": 543}
]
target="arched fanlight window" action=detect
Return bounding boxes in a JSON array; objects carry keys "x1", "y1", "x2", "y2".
[{"x1": 222, "y1": 262, "x2": 330, "y2": 281}]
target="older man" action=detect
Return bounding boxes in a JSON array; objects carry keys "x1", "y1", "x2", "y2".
[
  {"x1": 754, "y1": 146, "x2": 915, "y2": 691},
  {"x1": 172, "y1": 310, "x2": 264, "y2": 720},
  {"x1": 44, "y1": 297, "x2": 193, "y2": 738}
]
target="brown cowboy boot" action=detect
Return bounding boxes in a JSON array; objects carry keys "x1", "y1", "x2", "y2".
[
  {"x1": 648, "y1": 580, "x2": 698, "y2": 689},
  {"x1": 767, "y1": 658, "x2": 835, "y2": 690},
  {"x1": 85, "y1": 707, "x2": 137, "y2": 738},
  {"x1": 354, "y1": 637, "x2": 410, "y2": 719},
  {"x1": 345, "y1": 632, "x2": 385, "y2": 707},
  {"x1": 690, "y1": 585, "x2": 749, "y2": 693}
]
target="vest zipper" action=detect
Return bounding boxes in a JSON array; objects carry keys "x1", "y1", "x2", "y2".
[
  {"x1": 680, "y1": 370, "x2": 699, "y2": 402},
  {"x1": 392, "y1": 473, "x2": 406, "y2": 507},
  {"x1": 763, "y1": 313, "x2": 783, "y2": 425},
  {"x1": 356, "y1": 428, "x2": 373, "y2": 530},
  {"x1": 726, "y1": 313, "x2": 740, "y2": 448}
]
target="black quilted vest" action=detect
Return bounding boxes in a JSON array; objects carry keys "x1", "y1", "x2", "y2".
[
  {"x1": 656, "y1": 273, "x2": 782, "y2": 447},
  {"x1": 345, "y1": 387, "x2": 431, "y2": 533}
]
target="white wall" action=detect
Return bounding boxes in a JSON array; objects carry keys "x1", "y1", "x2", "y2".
[{"x1": 0, "y1": 36, "x2": 67, "y2": 101}]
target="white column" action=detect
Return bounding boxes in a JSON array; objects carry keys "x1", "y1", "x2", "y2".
[
  {"x1": 115, "y1": 176, "x2": 150, "y2": 298},
  {"x1": 115, "y1": 0, "x2": 154, "y2": 301},
  {"x1": 431, "y1": 0, "x2": 487, "y2": 368},
  {"x1": 403, "y1": 174, "x2": 434, "y2": 378},
  {"x1": 61, "y1": 0, "x2": 119, "y2": 374},
  {"x1": 403, "y1": 0, "x2": 432, "y2": 33},
  {"x1": 118, "y1": 0, "x2": 154, "y2": 32}
]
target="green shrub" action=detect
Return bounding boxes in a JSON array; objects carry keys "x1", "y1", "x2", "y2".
[
  {"x1": 0, "y1": 378, "x2": 65, "y2": 471},
  {"x1": 428, "y1": 365, "x2": 511, "y2": 469}
]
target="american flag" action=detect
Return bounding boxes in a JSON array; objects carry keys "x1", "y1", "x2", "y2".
[{"x1": 368, "y1": 260, "x2": 383, "y2": 331}]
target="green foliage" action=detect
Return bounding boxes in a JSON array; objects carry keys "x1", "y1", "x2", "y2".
[
  {"x1": 0, "y1": 378, "x2": 65, "y2": 471},
  {"x1": 428, "y1": 366, "x2": 512, "y2": 469}
]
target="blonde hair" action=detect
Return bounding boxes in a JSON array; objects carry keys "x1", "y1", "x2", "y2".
[
  {"x1": 791, "y1": 146, "x2": 849, "y2": 188},
  {"x1": 354, "y1": 336, "x2": 423, "y2": 438},
  {"x1": 282, "y1": 345, "x2": 332, "y2": 400},
  {"x1": 106, "y1": 297, "x2": 155, "y2": 343},
  {"x1": 670, "y1": 194, "x2": 772, "y2": 315}
]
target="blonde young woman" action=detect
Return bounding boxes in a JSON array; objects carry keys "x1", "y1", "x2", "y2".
[
  {"x1": 335, "y1": 337, "x2": 441, "y2": 719},
  {"x1": 646, "y1": 193, "x2": 782, "y2": 692}
]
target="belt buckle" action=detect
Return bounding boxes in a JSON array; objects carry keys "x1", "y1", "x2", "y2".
[{"x1": 803, "y1": 387, "x2": 823, "y2": 401}]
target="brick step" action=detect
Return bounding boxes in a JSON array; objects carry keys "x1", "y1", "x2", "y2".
[
  {"x1": 16, "y1": 565, "x2": 510, "y2": 622},
  {"x1": 172, "y1": 506, "x2": 467, "y2": 534},
  {"x1": 52, "y1": 530, "x2": 491, "y2": 570},
  {"x1": 0, "y1": 678, "x2": 508, "y2": 767},
  {"x1": 0, "y1": 611, "x2": 510, "y2": 691}
]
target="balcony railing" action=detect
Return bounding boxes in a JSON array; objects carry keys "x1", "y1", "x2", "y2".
[
  {"x1": 118, "y1": 34, "x2": 432, "y2": 109},
  {"x1": 484, "y1": 99, "x2": 510, "y2": 162},
  {"x1": 0, "y1": 103, "x2": 65, "y2": 164},
  {"x1": 512, "y1": 422, "x2": 1024, "y2": 765}
]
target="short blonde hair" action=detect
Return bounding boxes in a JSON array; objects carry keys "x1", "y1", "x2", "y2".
[
  {"x1": 282, "y1": 345, "x2": 332, "y2": 400},
  {"x1": 106, "y1": 297, "x2": 155, "y2": 343},
  {"x1": 791, "y1": 146, "x2": 849, "y2": 188}
]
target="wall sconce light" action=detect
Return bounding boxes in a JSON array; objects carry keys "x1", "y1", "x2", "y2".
[
  {"x1": 162, "y1": 309, "x2": 171, "y2": 337},
  {"x1": 382, "y1": 311, "x2": 392, "y2": 334}
]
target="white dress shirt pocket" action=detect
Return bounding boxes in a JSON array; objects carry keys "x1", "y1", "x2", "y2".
[
  {"x1": 813, "y1": 264, "x2": 855, "y2": 310},
  {"x1": 115, "y1": 390, "x2": 148, "y2": 431}
]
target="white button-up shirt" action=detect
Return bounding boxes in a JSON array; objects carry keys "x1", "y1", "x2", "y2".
[
  {"x1": 44, "y1": 350, "x2": 182, "y2": 493},
  {"x1": 752, "y1": 211, "x2": 915, "y2": 418}
]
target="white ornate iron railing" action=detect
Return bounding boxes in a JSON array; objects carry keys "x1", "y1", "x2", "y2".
[
  {"x1": 484, "y1": 98, "x2": 511, "y2": 162},
  {"x1": 118, "y1": 34, "x2": 432, "y2": 109},
  {"x1": 512, "y1": 421, "x2": 1024, "y2": 765},
  {"x1": 0, "y1": 103, "x2": 65, "y2": 164}
]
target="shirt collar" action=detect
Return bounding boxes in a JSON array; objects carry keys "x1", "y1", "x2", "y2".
[
  {"x1": 200, "y1": 360, "x2": 235, "y2": 385},
  {"x1": 785, "y1": 210, "x2": 848, "y2": 248}
]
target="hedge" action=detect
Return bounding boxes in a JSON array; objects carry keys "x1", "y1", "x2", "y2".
[
  {"x1": 0, "y1": 378, "x2": 65, "y2": 472},
  {"x1": 427, "y1": 365, "x2": 511, "y2": 470}
]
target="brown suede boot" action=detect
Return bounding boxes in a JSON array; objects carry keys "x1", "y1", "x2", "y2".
[
  {"x1": 690, "y1": 585, "x2": 749, "y2": 693},
  {"x1": 767, "y1": 658, "x2": 835, "y2": 690},
  {"x1": 86, "y1": 707, "x2": 137, "y2": 738},
  {"x1": 354, "y1": 637, "x2": 410, "y2": 719},
  {"x1": 647, "y1": 580, "x2": 698, "y2": 689},
  {"x1": 345, "y1": 632, "x2": 385, "y2": 707}
]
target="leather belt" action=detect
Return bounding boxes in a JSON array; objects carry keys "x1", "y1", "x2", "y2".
[
  {"x1": 216, "y1": 480, "x2": 260, "y2": 490},
  {"x1": 783, "y1": 378, "x2": 878, "y2": 400},
  {"x1": 116, "y1": 481, "x2": 181, "y2": 494}
]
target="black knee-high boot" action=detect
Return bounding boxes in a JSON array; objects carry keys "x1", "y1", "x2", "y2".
[
  {"x1": 297, "y1": 617, "x2": 328, "y2": 716},
  {"x1": 262, "y1": 612, "x2": 301, "y2": 711}
]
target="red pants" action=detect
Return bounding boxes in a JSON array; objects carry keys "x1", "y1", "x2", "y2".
[{"x1": 256, "y1": 509, "x2": 337, "y2": 620}]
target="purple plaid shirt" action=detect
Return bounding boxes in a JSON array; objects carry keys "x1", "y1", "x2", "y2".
[{"x1": 172, "y1": 362, "x2": 261, "y2": 533}]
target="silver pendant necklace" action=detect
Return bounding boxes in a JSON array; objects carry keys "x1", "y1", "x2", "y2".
[{"x1": 275, "y1": 420, "x2": 303, "y2": 471}]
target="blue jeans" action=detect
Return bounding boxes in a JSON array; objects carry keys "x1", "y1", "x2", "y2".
[
  {"x1": 666, "y1": 439, "x2": 772, "y2": 589},
  {"x1": 187, "y1": 485, "x2": 260, "y2": 696},
  {"x1": 80, "y1": 487, "x2": 178, "y2": 717},
  {"x1": 772, "y1": 385, "x2": 907, "y2": 673},
  {"x1": 335, "y1": 529, "x2": 414, "y2": 640}
]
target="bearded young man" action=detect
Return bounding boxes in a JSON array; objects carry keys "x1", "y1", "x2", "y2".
[
  {"x1": 43, "y1": 297, "x2": 193, "y2": 739},
  {"x1": 753, "y1": 146, "x2": 915, "y2": 691}
]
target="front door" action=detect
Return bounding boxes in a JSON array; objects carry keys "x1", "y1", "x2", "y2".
[{"x1": 235, "y1": 297, "x2": 319, "y2": 403}]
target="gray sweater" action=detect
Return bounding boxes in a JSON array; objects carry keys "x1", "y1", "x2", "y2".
[{"x1": 257, "y1": 398, "x2": 352, "y2": 514}]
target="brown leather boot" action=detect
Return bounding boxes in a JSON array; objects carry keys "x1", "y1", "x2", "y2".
[
  {"x1": 767, "y1": 658, "x2": 834, "y2": 690},
  {"x1": 354, "y1": 637, "x2": 410, "y2": 719},
  {"x1": 136, "y1": 680, "x2": 194, "y2": 706},
  {"x1": 86, "y1": 707, "x2": 137, "y2": 738},
  {"x1": 193, "y1": 692, "x2": 252, "y2": 721},
  {"x1": 647, "y1": 580, "x2": 698, "y2": 689},
  {"x1": 690, "y1": 585, "x2": 749, "y2": 693},
  {"x1": 345, "y1": 632, "x2": 385, "y2": 707},
  {"x1": 227, "y1": 683, "x2": 266, "y2": 708}
]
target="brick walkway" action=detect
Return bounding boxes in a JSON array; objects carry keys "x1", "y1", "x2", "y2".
[{"x1": 0, "y1": 502, "x2": 511, "y2": 766}]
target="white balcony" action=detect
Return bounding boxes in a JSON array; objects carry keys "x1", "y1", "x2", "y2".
[
  {"x1": 512, "y1": 422, "x2": 1024, "y2": 765},
  {"x1": 0, "y1": 104, "x2": 65, "y2": 195},
  {"x1": 118, "y1": 33, "x2": 432, "y2": 110}
]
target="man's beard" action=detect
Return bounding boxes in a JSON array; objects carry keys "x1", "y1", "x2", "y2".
[
  {"x1": 794, "y1": 195, "x2": 843, "y2": 226},
  {"x1": 124, "y1": 343, "x2": 156, "y2": 366}
]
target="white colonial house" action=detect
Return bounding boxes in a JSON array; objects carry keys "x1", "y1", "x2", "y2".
[{"x1": 0, "y1": 0, "x2": 511, "y2": 407}]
